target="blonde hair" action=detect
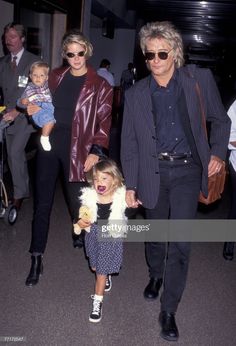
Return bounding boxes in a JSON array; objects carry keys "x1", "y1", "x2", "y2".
[
  {"x1": 61, "y1": 29, "x2": 93, "y2": 59},
  {"x1": 86, "y1": 159, "x2": 124, "y2": 188},
  {"x1": 30, "y1": 61, "x2": 50, "y2": 75},
  {"x1": 139, "y1": 21, "x2": 184, "y2": 68}
]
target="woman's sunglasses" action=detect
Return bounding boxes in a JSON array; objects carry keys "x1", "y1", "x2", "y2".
[
  {"x1": 66, "y1": 51, "x2": 85, "y2": 58},
  {"x1": 144, "y1": 49, "x2": 173, "y2": 61}
]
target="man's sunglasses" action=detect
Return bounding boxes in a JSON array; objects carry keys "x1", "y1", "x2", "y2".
[
  {"x1": 144, "y1": 49, "x2": 173, "y2": 61},
  {"x1": 66, "y1": 51, "x2": 86, "y2": 58}
]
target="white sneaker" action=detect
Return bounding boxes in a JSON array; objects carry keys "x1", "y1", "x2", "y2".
[
  {"x1": 40, "y1": 136, "x2": 51, "y2": 151},
  {"x1": 89, "y1": 296, "x2": 103, "y2": 323},
  {"x1": 105, "y1": 275, "x2": 112, "y2": 292}
]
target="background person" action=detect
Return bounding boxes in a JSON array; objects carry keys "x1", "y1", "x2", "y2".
[
  {"x1": 0, "y1": 22, "x2": 39, "y2": 210},
  {"x1": 223, "y1": 99, "x2": 236, "y2": 261},
  {"x1": 97, "y1": 58, "x2": 115, "y2": 87},
  {"x1": 120, "y1": 62, "x2": 136, "y2": 110},
  {"x1": 17, "y1": 61, "x2": 55, "y2": 151},
  {"x1": 25, "y1": 29, "x2": 113, "y2": 287},
  {"x1": 121, "y1": 21, "x2": 230, "y2": 342}
]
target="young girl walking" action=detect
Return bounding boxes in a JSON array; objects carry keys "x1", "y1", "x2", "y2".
[{"x1": 73, "y1": 159, "x2": 127, "y2": 323}]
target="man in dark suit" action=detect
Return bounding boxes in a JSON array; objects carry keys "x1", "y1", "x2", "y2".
[
  {"x1": 0, "y1": 23, "x2": 39, "y2": 210},
  {"x1": 121, "y1": 21, "x2": 230, "y2": 342}
]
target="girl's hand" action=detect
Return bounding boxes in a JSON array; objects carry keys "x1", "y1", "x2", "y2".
[
  {"x1": 27, "y1": 103, "x2": 41, "y2": 116},
  {"x1": 84, "y1": 154, "x2": 99, "y2": 172},
  {"x1": 78, "y1": 219, "x2": 91, "y2": 229}
]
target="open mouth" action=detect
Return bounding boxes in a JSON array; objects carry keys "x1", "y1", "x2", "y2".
[{"x1": 97, "y1": 185, "x2": 106, "y2": 193}]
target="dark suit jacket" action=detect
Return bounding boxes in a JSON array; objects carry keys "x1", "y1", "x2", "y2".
[
  {"x1": 121, "y1": 64, "x2": 231, "y2": 209},
  {"x1": 0, "y1": 50, "x2": 39, "y2": 134}
]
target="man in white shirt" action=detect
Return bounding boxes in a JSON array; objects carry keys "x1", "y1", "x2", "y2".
[{"x1": 223, "y1": 99, "x2": 236, "y2": 260}]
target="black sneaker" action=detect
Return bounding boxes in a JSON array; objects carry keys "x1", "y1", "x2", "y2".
[
  {"x1": 89, "y1": 296, "x2": 103, "y2": 323},
  {"x1": 105, "y1": 275, "x2": 112, "y2": 292}
]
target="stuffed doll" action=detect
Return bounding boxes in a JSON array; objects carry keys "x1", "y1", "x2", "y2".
[{"x1": 73, "y1": 205, "x2": 93, "y2": 234}]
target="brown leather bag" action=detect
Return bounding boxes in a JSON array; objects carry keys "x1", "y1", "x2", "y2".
[
  {"x1": 195, "y1": 82, "x2": 227, "y2": 205},
  {"x1": 198, "y1": 163, "x2": 226, "y2": 205}
]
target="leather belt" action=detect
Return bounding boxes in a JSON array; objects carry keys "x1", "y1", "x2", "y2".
[{"x1": 158, "y1": 152, "x2": 192, "y2": 161}]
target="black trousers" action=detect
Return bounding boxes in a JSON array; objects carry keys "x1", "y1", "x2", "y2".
[
  {"x1": 145, "y1": 158, "x2": 202, "y2": 313},
  {"x1": 29, "y1": 129, "x2": 87, "y2": 254}
]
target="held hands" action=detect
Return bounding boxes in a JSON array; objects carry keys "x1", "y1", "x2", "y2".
[
  {"x1": 125, "y1": 190, "x2": 142, "y2": 208},
  {"x1": 208, "y1": 155, "x2": 224, "y2": 177},
  {"x1": 73, "y1": 206, "x2": 92, "y2": 235}
]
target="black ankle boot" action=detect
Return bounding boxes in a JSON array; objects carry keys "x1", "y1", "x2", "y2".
[
  {"x1": 25, "y1": 255, "x2": 43, "y2": 287},
  {"x1": 223, "y1": 242, "x2": 234, "y2": 261},
  {"x1": 72, "y1": 230, "x2": 85, "y2": 249}
]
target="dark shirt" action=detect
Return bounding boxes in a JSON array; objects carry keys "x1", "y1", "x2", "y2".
[
  {"x1": 97, "y1": 202, "x2": 112, "y2": 220},
  {"x1": 150, "y1": 70, "x2": 191, "y2": 155},
  {"x1": 53, "y1": 71, "x2": 85, "y2": 129},
  {"x1": 97, "y1": 202, "x2": 133, "y2": 221}
]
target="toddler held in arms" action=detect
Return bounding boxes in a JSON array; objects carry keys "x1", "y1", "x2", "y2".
[{"x1": 17, "y1": 61, "x2": 55, "y2": 151}]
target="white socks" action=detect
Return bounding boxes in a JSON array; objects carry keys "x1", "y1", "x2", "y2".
[
  {"x1": 40, "y1": 135, "x2": 51, "y2": 151},
  {"x1": 94, "y1": 294, "x2": 103, "y2": 302}
]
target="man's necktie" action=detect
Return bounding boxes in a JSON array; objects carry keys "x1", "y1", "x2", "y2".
[{"x1": 11, "y1": 56, "x2": 17, "y2": 70}]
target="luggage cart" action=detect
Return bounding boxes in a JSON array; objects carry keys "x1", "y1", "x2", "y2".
[{"x1": 0, "y1": 106, "x2": 18, "y2": 225}]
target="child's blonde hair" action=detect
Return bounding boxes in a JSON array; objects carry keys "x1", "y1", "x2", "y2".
[
  {"x1": 86, "y1": 159, "x2": 124, "y2": 188},
  {"x1": 30, "y1": 61, "x2": 50, "y2": 75}
]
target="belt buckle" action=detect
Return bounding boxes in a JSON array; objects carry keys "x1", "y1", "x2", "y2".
[{"x1": 161, "y1": 152, "x2": 169, "y2": 160}]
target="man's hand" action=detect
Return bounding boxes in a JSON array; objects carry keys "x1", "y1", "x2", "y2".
[
  {"x1": 125, "y1": 190, "x2": 142, "y2": 208},
  {"x1": 3, "y1": 109, "x2": 19, "y2": 122},
  {"x1": 208, "y1": 155, "x2": 224, "y2": 177},
  {"x1": 84, "y1": 154, "x2": 99, "y2": 172},
  {"x1": 27, "y1": 103, "x2": 41, "y2": 116}
]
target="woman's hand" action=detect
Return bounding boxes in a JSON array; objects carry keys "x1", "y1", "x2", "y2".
[
  {"x1": 84, "y1": 154, "x2": 99, "y2": 172},
  {"x1": 27, "y1": 103, "x2": 41, "y2": 116}
]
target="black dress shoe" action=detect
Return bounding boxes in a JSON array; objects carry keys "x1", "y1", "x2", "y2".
[
  {"x1": 72, "y1": 230, "x2": 85, "y2": 249},
  {"x1": 223, "y1": 242, "x2": 234, "y2": 261},
  {"x1": 159, "y1": 311, "x2": 179, "y2": 341},
  {"x1": 143, "y1": 277, "x2": 163, "y2": 300},
  {"x1": 25, "y1": 255, "x2": 43, "y2": 287}
]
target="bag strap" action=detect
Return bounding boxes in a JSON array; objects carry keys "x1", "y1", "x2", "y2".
[
  {"x1": 186, "y1": 66, "x2": 208, "y2": 140},
  {"x1": 195, "y1": 82, "x2": 208, "y2": 140}
]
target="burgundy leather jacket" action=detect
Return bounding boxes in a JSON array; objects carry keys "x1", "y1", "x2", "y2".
[{"x1": 48, "y1": 64, "x2": 113, "y2": 182}]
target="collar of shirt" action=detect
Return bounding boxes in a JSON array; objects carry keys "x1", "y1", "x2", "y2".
[
  {"x1": 149, "y1": 69, "x2": 179, "y2": 94},
  {"x1": 11, "y1": 48, "x2": 24, "y2": 65}
]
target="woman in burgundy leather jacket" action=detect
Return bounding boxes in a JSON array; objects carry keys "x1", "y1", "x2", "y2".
[{"x1": 25, "y1": 30, "x2": 113, "y2": 286}]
